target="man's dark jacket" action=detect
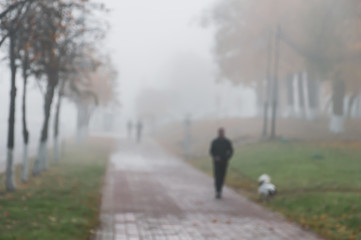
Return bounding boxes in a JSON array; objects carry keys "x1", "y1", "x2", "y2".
[{"x1": 210, "y1": 137, "x2": 233, "y2": 161}]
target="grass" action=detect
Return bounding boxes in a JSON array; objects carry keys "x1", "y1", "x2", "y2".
[
  {"x1": 188, "y1": 141, "x2": 361, "y2": 240},
  {"x1": 0, "y1": 137, "x2": 116, "y2": 240}
]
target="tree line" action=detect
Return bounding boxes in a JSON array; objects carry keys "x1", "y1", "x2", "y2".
[
  {"x1": 207, "y1": 0, "x2": 361, "y2": 137},
  {"x1": 0, "y1": 0, "x2": 117, "y2": 192}
]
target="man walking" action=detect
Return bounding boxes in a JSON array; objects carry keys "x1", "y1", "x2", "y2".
[
  {"x1": 136, "y1": 121, "x2": 143, "y2": 143},
  {"x1": 210, "y1": 128, "x2": 233, "y2": 199},
  {"x1": 127, "y1": 120, "x2": 133, "y2": 140}
]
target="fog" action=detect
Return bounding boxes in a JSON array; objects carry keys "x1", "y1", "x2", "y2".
[
  {"x1": 97, "y1": 0, "x2": 361, "y2": 139},
  {"x1": 1, "y1": 1, "x2": 361, "y2": 238},
  {"x1": 101, "y1": 0, "x2": 256, "y2": 121},
  {"x1": 1, "y1": 0, "x2": 258, "y2": 169},
  {"x1": 1, "y1": 0, "x2": 361, "y2": 170}
]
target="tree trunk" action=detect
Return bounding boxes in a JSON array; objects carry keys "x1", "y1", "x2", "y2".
[
  {"x1": 347, "y1": 94, "x2": 357, "y2": 118},
  {"x1": 22, "y1": 144, "x2": 29, "y2": 183},
  {"x1": 262, "y1": 31, "x2": 272, "y2": 137},
  {"x1": 286, "y1": 74, "x2": 294, "y2": 117},
  {"x1": 262, "y1": 102, "x2": 269, "y2": 137},
  {"x1": 302, "y1": 72, "x2": 311, "y2": 119},
  {"x1": 270, "y1": 26, "x2": 281, "y2": 140},
  {"x1": 293, "y1": 74, "x2": 300, "y2": 116},
  {"x1": 297, "y1": 72, "x2": 306, "y2": 118},
  {"x1": 76, "y1": 104, "x2": 84, "y2": 142},
  {"x1": 33, "y1": 74, "x2": 57, "y2": 175},
  {"x1": 54, "y1": 80, "x2": 64, "y2": 162},
  {"x1": 324, "y1": 97, "x2": 332, "y2": 114},
  {"x1": 6, "y1": 32, "x2": 17, "y2": 191},
  {"x1": 270, "y1": 76, "x2": 278, "y2": 139},
  {"x1": 21, "y1": 61, "x2": 30, "y2": 183},
  {"x1": 40, "y1": 83, "x2": 55, "y2": 171},
  {"x1": 76, "y1": 103, "x2": 91, "y2": 143},
  {"x1": 355, "y1": 96, "x2": 361, "y2": 117},
  {"x1": 330, "y1": 78, "x2": 345, "y2": 133},
  {"x1": 306, "y1": 71, "x2": 319, "y2": 120}
]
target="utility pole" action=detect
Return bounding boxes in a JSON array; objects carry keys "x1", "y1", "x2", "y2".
[
  {"x1": 270, "y1": 25, "x2": 281, "y2": 140},
  {"x1": 262, "y1": 30, "x2": 273, "y2": 137}
]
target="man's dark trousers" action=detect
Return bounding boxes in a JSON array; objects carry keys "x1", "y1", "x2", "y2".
[{"x1": 213, "y1": 160, "x2": 228, "y2": 194}]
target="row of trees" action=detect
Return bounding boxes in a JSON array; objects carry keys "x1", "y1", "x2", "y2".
[
  {"x1": 207, "y1": 0, "x2": 361, "y2": 137},
  {"x1": 0, "y1": 0, "x2": 117, "y2": 191}
]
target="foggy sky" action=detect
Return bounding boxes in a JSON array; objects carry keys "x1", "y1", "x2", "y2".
[
  {"x1": 102, "y1": 0, "x2": 224, "y2": 118},
  {"x1": 0, "y1": 0, "x2": 257, "y2": 169}
]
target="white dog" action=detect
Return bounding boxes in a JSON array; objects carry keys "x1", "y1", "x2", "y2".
[{"x1": 258, "y1": 174, "x2": 277, "y2": 200}]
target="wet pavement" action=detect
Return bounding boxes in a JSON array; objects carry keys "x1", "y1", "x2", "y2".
[{"x1": 96, "y1": 140, "x2": 322, "y2": 240}]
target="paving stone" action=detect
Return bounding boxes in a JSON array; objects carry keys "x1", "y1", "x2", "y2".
[{"x1": 96, "y1": 140, "x2": 322, "y2": 240}]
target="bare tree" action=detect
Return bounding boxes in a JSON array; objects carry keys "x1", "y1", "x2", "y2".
[
  {"x1": 31, "y1": 0, "x2": 107, "y2": 174},
  {"x1": 64, "y1": 52, "x2": 117, "y2": 142},
  {"x1": 0, "y1": 0, "x2": 112, "y2": 190},
  {"x1": 208, "y1": 0, "x2": 361, "y2": 137},
  {"x1": 0, "y1": 0, "x2": 34, "y2": 191}
]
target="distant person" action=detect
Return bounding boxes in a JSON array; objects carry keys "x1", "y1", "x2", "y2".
[
  {"x1": 136, "y1": 121, "x2": 143, "y2": 143},
  {"x1": 127, "y1": 120, "x2": 133, "y2": 140},
  {"x1": 183, "y1": 115, "x2": 192, "y2": 156},
  {"x1": 209, "y1": 128, "x2": 233, "y2": 199}
]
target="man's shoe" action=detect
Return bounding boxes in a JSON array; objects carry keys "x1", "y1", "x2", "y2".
[{"x1": 215, "y1": 192, "x2": 221, "y2": 199}]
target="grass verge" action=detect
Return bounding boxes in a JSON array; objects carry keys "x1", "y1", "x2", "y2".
[
  {"x1": 0, "y1": 137, "x2": 116, "y2": 240},
  {"x1": 188, "y1": 141, "x2": 361, "y2": 240}
]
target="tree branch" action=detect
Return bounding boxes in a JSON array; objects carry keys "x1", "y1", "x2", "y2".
[
  {"x1": 0, "y1": 0, "x2": 33, "y2": 20},
  {"x1": 0, "y1": 33, "x2": 8, "y2": 47}
]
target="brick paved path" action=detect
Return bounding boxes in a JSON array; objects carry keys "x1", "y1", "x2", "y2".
[{"x1": 96, "y1": 140, "x2": 322, "y2": 240}]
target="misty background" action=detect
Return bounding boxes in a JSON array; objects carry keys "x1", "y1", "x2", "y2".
[
  {"x1": 0, "y1": 0, "x2": 257, "y2": 170},
  {"x1": 102, "y1": 0, "x2": 256, "y2": 121},
  {"x1": 3, "y1": 0, "x2": 361, "y2": 171}
]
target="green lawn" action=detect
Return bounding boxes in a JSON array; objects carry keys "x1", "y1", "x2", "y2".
[
  {"x1": 189, "y1": 141, "x2": 361, "y2": 240},
  {"x1": 0, "y1": 137, "x2": 115, "y2": 240}
]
